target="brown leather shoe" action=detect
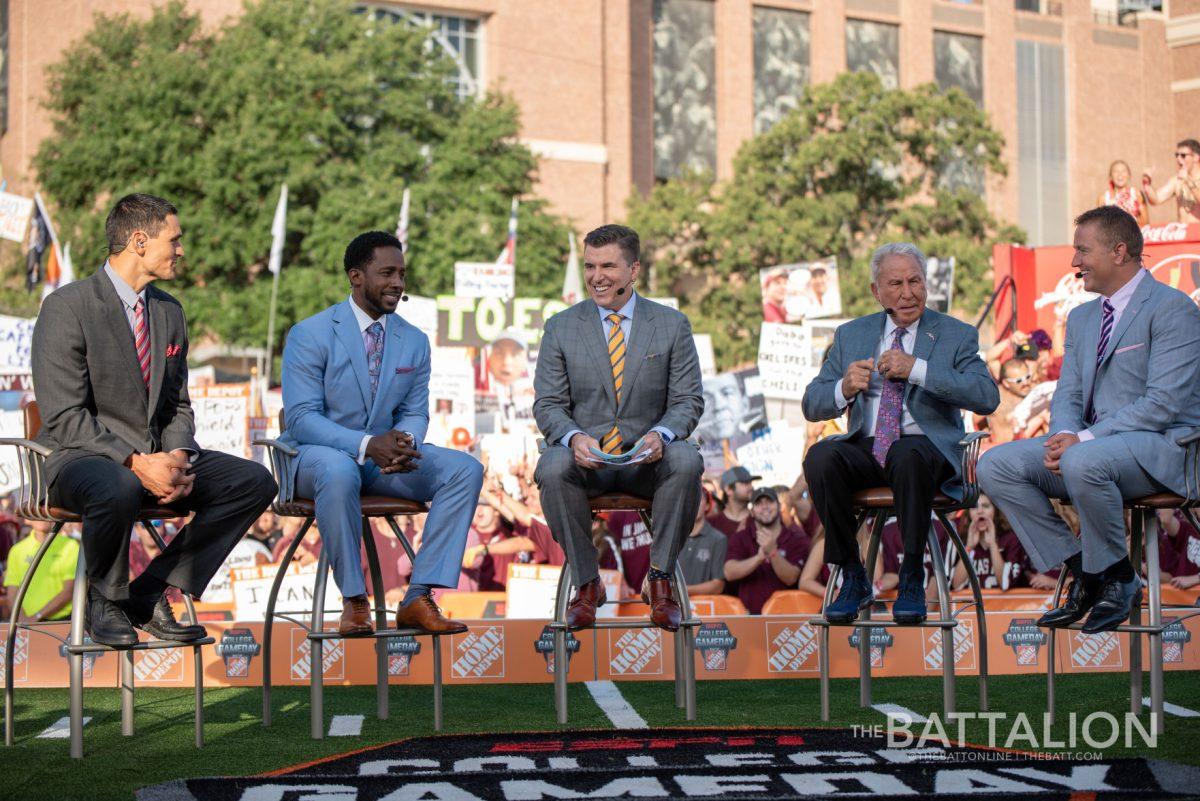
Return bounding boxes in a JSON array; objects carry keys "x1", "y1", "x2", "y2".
[
  {"x1": 395, "y1": 594, "x2": 468, "y2": 634},
  {"x1": 644, "y1": 577, "x2": 682, "y2": 632},
  {"x1": 565, "y1": 577, "x2": 606, "y2": 631},
  {"x1": 339, "y1": 595, "x2": 373, "y2": 636}
]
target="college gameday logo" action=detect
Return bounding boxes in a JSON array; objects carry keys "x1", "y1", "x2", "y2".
[
  {"x1": 1003, "y1": 618, "x2": 1048, "y2": 666},
  {"x1": 848, "y1": 626, "x2": 894, "y2": 668},
  {"x1": 608, "y1": 629, "x2": 662, "y2": 676},
  {"x1": 1162, "y1": 617, "x2": 1192, "y2": 664},
  {"x1": 387, "y1": 635, "x2": 421, "y2": 676},
  {"x1": 135, "y1": 647, "x2": 185, "y2": 683},
  {"x1": 765, "y1": 621, "x2": 818, "y2": 673},
  {"x1": 58, "y1": 638, "x2": 105, "y2": 679},
  {"x1": 533, "y1": 625, "x2": 579, "y2": 674},
  {"x1": 922, "y1": 620, "x2": 976, "y2": 672},
  {"x1": 1070, "y1": 630, "x2": 1123, "y2": 669},
  {"x1": 695, "y1": 622, "x2": 737, "y2": 671},
  {"x1": 0, "y1": 630, "x2": 29, "y2": 683},
  {"x1": 291, "y1": 629, "x2": 345, "y2": 681},
  {"x1": 451, "y1": 626, "x2": 505, "y2": 679},
  {"x1": 214, "y1": 628, "x2": 261, "y2": 678}
]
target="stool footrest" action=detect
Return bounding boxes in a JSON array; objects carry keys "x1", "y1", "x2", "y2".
[
  {"x1": 810, "y1": 618, "x2": 957, "y2": 629},
  {"x1": 307, "y1": 628, "x2": 450, "y2": 641},
  {"x1": 1042, "y1": 622, "x2": 1175, "y2": 635},
  {"x1": 64, "y1": 636, "x2": 215, "y2": 654},
  {"x1": 549, "y1": 618, "x2": 702, "y2": 632}
]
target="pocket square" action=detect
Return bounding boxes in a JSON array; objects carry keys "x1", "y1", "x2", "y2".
[
  {"x1": 395, "y1": 366, "x2": 416, "y2": 374},
  {"x1": 165, "y1": 344, "x2": 182, "y2": 357},
  {"x1": 644, "y1": 353, "x2": 662, "y2": 360},
  {"x1": 1114, "y1": 343, "x2": 1144, "y2": 355}
]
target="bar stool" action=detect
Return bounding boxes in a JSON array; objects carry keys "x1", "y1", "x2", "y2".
[
  {"x1": 254, "y1": 419, "x2": 442, "y2": 737},
  {"x1": 813, "y1": 431, "x2": 990, "y2": 721},
  {"x1": 2, "y1": 401, "x2": 212, "y2": 758},
  {"x1": 551, "y1": 493, "x2": 701, "y2": 723},
  {"x1": 1045, "y1": 431, "x2": 1200, "y2": 735}
]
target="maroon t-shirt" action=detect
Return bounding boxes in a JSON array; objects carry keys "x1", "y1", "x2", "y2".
[
  {"x1": 474, "y1": 527, "x2": 532, "y2": 591},
  {"x1": 1170, "y1": 513, "x2": 1200, "y2": 577},
  {"x1": 607, "y1": 511, "x2": 653, "y2": 591},
  {"x1": 881, "y1": 519, "x2": 950, "y2": 581},
  {"x1": 707, "y1": 510, "x2": 749, "y2": 539},
  {"x1": 520, "y1": 516, "x2": 565, "y2": 567},
  {"x1": 964, "y1": 531, "x2": 1031, "y2": 589},
  {"x1": 726, "y1": 521, "x2": 810, "y2": 614}
]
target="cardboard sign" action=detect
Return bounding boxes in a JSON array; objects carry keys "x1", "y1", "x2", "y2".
[
  {"x1": 437, "y1": 296, "x2": 568, "y2": 348},
  {"x1": 231, "y1": 561, "x2": 343, "y2": 622},
  {"x1": 0, "y1": 192, "x2": 34, "y2": 243},
  {"x1": 191, "y1": 384, "x2": 251, "y2": 457},
  {"x1": 455, "y1": 261, "x2": 514, "y2": 299},
  {"x1": 0, "y1": 315, "x2": 36, "y2": 374},
  {"x1": 757, "y1": 322, "x2": 816, "y2": 400},
  {"x1": 505, "y1": 564, "x2": 624, "y2": 620}
]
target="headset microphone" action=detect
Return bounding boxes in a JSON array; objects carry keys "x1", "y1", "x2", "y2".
[
  {"x1": 615, "y1": 286, "x2": 626, "y2": 296},
  {"x1": 400, "y1": 294, "x2": 410, "y2": 302},
  {"x1": 884, "y1": 307, "x2": 896, "y2": 316},
  {"x1": 1074, "y1": 271, "x2": 1085, "y2": 279}
]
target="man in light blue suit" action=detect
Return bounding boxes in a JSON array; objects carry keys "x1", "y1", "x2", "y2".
[
  {"x1": 802, "y1": 242, "x2": 999, "y2": 625},
  {"x1": 281, "y1": 231, "x2": 483, "y2": 636},
  {"x1": 980, "y1": 207, "x2": 1200, "y2": 632}
]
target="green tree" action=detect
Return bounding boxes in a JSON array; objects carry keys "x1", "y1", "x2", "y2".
[
  {"x1": 628, "y1": 72, "x2": 1023, "y2": 369},
  {"x1": 33, "y1": 0, "x2": 573, "y2": 355}
]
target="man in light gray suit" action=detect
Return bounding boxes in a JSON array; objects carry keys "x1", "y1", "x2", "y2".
[
  {"x1": 534, "y1": 224, "x2": 705, "y2": 632},
  {"x1": 980, "y1": 206, "x2": 1200, "y2": 632},
  {"x1": 802, "y1": 242, "x2": 999, "y2": 625}
]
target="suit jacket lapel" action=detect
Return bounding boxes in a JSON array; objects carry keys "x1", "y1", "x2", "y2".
[
  {"x1": 905, "y1": 310, "x2": 940, "y2": 403},
  {"x1": 368, "y1": 318, "x2": 404, "y2": 425},
  {"x1": 1080, "y1": 300, "x2": 1101, "y2": 406},
  {"x1": 618, "y1": 298, "x2": 656, "y2": 414},
  {"x1": 1099, "y1": 273, "x2": 1154, "y2": 367},
  {"x1": 580, "y1": 303, "x2": 617, "y2": 408},
  {"x1": 332, "y1": 301, "x2": 373, "y2": 415},
  {"x1": 93, "y1": 274, "x2": 148, "y2": 408},
  {"x1": 146, "y1": 289, "x2": 169, "y2": 422}
]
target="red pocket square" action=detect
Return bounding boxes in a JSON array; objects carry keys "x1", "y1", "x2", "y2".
[
  {"x1": 396, "y1": 366, "x2": 416, "y2": 374},
  {"x1": 165, "y1": 344, "x2": 182, "y2": 357}
]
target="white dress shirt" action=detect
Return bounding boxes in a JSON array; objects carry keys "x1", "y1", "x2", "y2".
[
  {"x1": 350, "y1": 296, "x2": 388, "y2": 464},
  {"x1": 104, "y1": 262, "x2": 147, "y2": 336},
  {"x1": 832, "y1": 315, "x2": 929, "y2": 437}
]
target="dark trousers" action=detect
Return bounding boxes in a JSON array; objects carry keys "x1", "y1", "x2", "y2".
[
  {"x1": 803, "y1": 435, "x2": 952, "y2": 571},
  {"x1": 534, "y1": 441, "x2": 704, "y2": 585},
  {"x1": 49, "y1": 450, "x2": 277, "y2": 600}
]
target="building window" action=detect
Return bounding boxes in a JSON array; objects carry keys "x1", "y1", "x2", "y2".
[
  {"x1": 934, "y1": 31, "x2": 983, "y2": 106},
  {"x1": 361, "y1": 5, "x2": 482, "y2": 99},
  {"x1": 1016, "y1": 40, "x2": 1067, "y2": 246},
  {"x1": 846, "y1": 19, "x2": 899, "y2": 91},
  {"x1": 753, "y1": 7, "x2": 811, "y2": 135},
  {"x1": 653, "y1": 0, "x2": 716, "y2": 179}
]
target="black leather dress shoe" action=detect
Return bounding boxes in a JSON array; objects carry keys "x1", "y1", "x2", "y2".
[
  {"x1": 86, "y1": 586, "x2": 138, "y2": 647},
  {"x1": 1082, "y1": 576, "x2": 1142, "y2": 634},
  {"x1": 1037, "y1": 576, "x2": 1098, "y2": 628},
  {"x1": 137, "y1": 595, "x2": 207, "y2": 642}
]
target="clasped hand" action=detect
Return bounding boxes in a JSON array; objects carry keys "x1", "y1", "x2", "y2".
[
  {"x1": 367, "y1": 431, "x2": 421, "y2": 474},
  {"x1": 1042, "y1": 431, "x2": 1080, "y2": 475},
  {"x1": 840, "y1": 351, "x2": 916, "y2": 399},
  {"x1": 130, "y1": 449, "x2": 194, "y2": 504}
]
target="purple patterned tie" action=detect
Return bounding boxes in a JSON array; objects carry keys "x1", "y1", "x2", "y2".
[
  {"x1": 871, "y1": 327, "x2": 908, "y2": 468},
  {"x1": 1085, "y1": 299, "x2": 1116, "y2": 425},
  {"x1": 364, "y1": 321, "x2": 384, "y2": 400}
]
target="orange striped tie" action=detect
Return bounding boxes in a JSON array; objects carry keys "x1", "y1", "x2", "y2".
[{"x1": 600, "y1": 312, "x2": 625, "y2": 454}]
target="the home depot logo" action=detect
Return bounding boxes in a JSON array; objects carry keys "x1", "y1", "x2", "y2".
[
  {"x1": 848, "y1": 626, "x2": 894, "y2": 668},
  {"x1": 1162, "y1": 617, "x2": 1192, "y2": 664},
  {"x1": 534, "y1": 625, "x2": 579, "y2": 674},
  {"x1": 451, "y1": 626, "x2": 505, "y2": 679},
  {"x1": 0, "y1": 631, "x2": 29, "y2": 683},
  {"x1": 608, "y1": 629, "x2": 663, "y2": 676},
  {"x1": 765, "y1": 622, "x2": 818, "y2": 673},
  {"x1": 1070, "y1": 631, "x2": 1123, "y2": 669},
  {"x1": 923, "y1": 620, "x2": 976, "y2": 672},
  {"x1": 134, "y1": 647, "x2": 185, "y2": 683},
  {"x1": 291, "y1": 629, "x2": 345, "y2": 681},
  {"x1": 1003, "y1": 618, "x2": 1048, "y2": 666},
  {"x1": 696, "y1": 622, "x2": 737, "y2": 671},
  {"x1": 58, "y1": 638, "x2": 105, "y2": 679},
  {"x1": 387, "y1": 635, "x2": 421, "y2": 676},
  {"x1": 214, "y1": 628, "x2": 261, "y2": 678}
]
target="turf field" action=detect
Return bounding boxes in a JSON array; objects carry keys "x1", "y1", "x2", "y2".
[{"x1": 1, "y1": 672, "x2": 1198, "y2": 801}]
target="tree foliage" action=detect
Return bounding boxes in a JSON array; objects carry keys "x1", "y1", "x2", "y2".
[
  {"x1": 627, "y1": 72, "x2": 1024, "y2": 369},
  {"x1": 35, "y1": 0, "x2": 573, "y2": 351}
]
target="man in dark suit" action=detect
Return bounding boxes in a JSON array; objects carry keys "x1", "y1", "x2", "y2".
[
  {"x1": 533, "y1": 224, "x2": 705, "y2": 631},
  {"x1": 31, "y1": 193, "x2": 277, "y2": 646}
]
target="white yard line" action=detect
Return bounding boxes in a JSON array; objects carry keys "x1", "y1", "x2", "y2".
[
  {"x1": 1142, "y1": 697, "x2": 1200, "y2": 718},
  {"x1": 328, "y1": 714, "x2": 364, "y2": 736},
  {"x1": 872, "y1": 703, "x2": 927, "y2": 724},
  {"x1": 585, "y1": 681, "x2": 648, "y2": 729},
  {"x1": 37, "y1": 716, "x2": 90, "y2": 738}
]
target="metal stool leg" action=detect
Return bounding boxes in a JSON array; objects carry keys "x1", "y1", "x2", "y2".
[
  {"x1": 120, "y1": 651, "x2": 135, "y2": 736},
  {"x1": 858, "y1": 514, "x2": 883, "y2": 708},
  {"x1": 68, "y1": 553, "x2": 89, "y2": 759},
  {"x1": 941, "y1": 511, "x2": 988, "y2": 711},
  {"x1": 674, "y1": 564, "x2": 697, "y2": 721},
  {"x1": 1128, "y1": 511, "x2": 1145, "y2": 717},
  {"x1": 553, "y1": 564, "x2": 572, "y2": 725},
  {"x1": 310, "y1": 549, "x2": 331, "y2": 740},
  {"x1": 361, "y1": 517, "x2": 389, "y2": 721},
  {"x1": 262, "y1": 517, "x2": 312, "y2": 726},
  {"x1": 1045, "y1": 570, "x2": 1066, "y2": 726},
  {"x1": 818, "y1": 563, "x2": 840, "y2": 723},
  {"x1": 432, "y1": 635, "x2": 443, "y2": 732},
  {"x1": 928, "y1": 524, "x2": 955, "y2": 718},
  {"x1": 1144, "y1": 511, "x2": 1164, "y2": 735},
  {"x1": 4, "y1": 521, "x2": 64, "y2": 745},
  {"x1": 193, "y1": 642, "x2": 204, "y2": 748}
]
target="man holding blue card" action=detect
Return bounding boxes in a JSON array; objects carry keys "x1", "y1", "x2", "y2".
[{"x1": 534, "y1": 224, "x2": 705, "y2": 632}]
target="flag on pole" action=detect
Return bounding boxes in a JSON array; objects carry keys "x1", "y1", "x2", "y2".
[
  {"x1": 495, "y1": 197, "x2": 518, "y2": 267},
  {"x1": 268, "y1": 184, "x2": 288, "y2": 275},
  {"x1": 562, "y1": 231, "x2": 583, "y2": 304},
  {"x1": 30, "y1": 192, "x2": 67, "y2": 296},
  {"x1": 396, "y1": 187, "x2": 410, "y2": 254}
]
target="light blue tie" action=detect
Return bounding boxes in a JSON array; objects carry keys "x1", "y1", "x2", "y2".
[{"x1": 366, "y1": 322, "x2": 384, "y2": 400}]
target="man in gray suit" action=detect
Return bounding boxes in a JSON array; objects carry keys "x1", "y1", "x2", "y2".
[
  {"x1": 31, "y1": 194, "x2": 277, "y2": 646},
  {"x1": 980, "y1": 207, "x2": 1200, "y2": 632},
  {"x1": 802, "y1": 242, "x2": 999, "y2": 625},
  {"x1": 534, "y1": 224, "x2": 705, "y2": 631}
]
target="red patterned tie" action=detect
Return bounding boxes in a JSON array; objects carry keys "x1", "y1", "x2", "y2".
[
  {"x1": 134, "y1": 298, "x2": 151, "y2": 389},
  {"x1": 871, "y1": 327, "x2": 907, "y2": 467}
]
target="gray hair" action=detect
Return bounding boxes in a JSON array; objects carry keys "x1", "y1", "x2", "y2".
[{"x1": 870, "y1": 242, "x2": 927, "y2": 283}]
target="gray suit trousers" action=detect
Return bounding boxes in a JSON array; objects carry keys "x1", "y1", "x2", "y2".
[
  {"x1": 535, "y1": 441, "x2": 703, "y2": 585},
  {"x1": 978, "y1": 434, "x2": 1163, "y2": 574}
]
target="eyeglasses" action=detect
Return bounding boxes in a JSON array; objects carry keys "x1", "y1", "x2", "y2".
[{"x1": 1003, "y1": 373, "x2": 1034, "y2": 385}]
